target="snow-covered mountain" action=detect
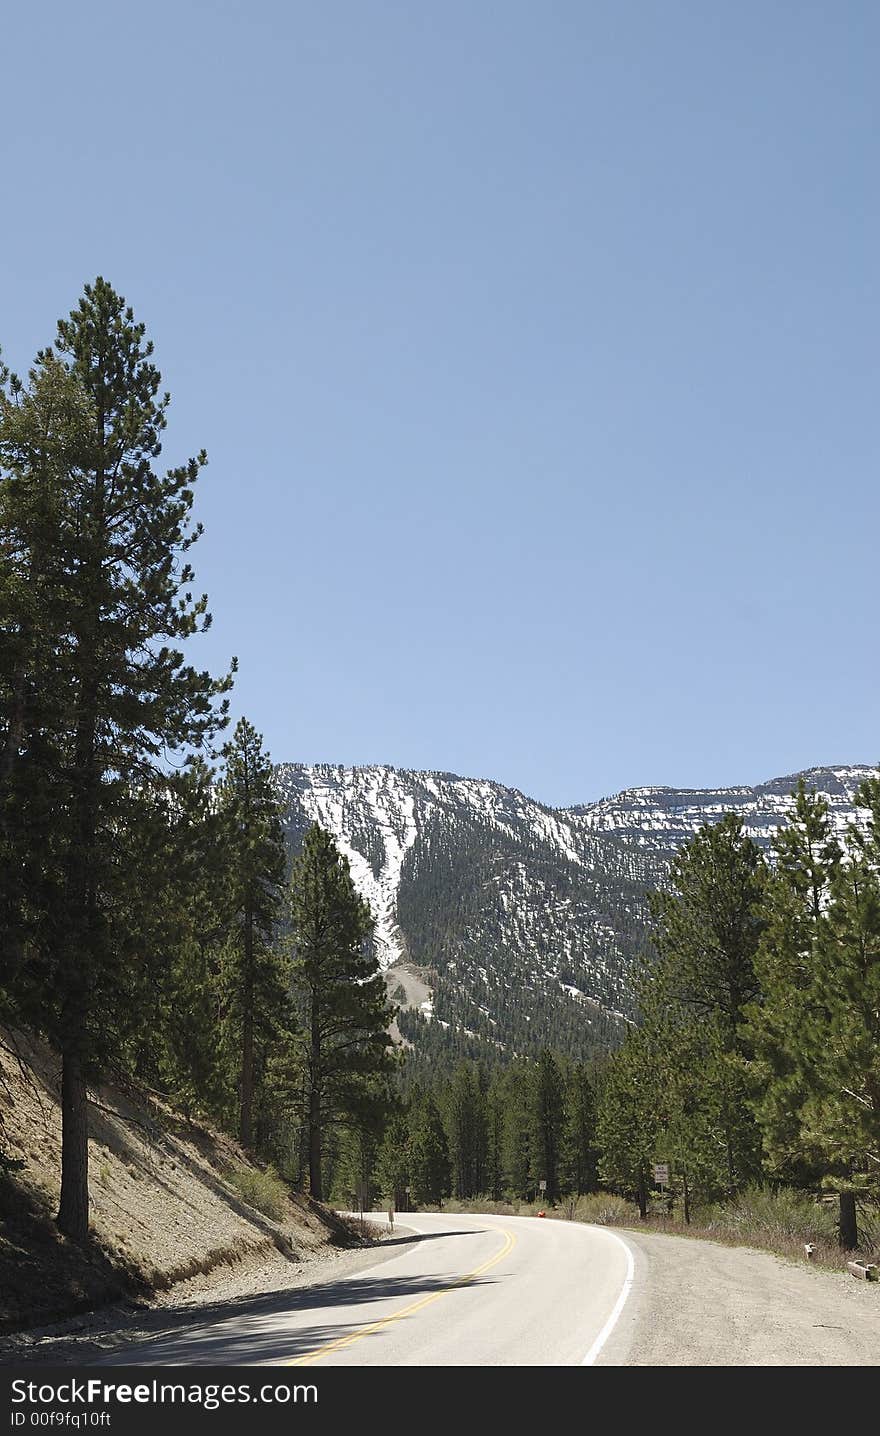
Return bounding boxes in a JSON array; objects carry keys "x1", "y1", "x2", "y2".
[
  {"x1": 573, "y1": 765, "x2": 872, "y2": 868},
  {"x1": 274, "y1": 762, "x2": 875, "y2": 1060}
]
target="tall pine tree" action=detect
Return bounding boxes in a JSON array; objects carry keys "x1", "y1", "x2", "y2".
[
  {"x1": 645, "y1": 813, "x2": 766, "y2": 1191},
  {"x1": 289, "y1": 824, "x2": 392, "y2": 1200},
  {"x1": 216, "y1": 718, "x2": 288, "y2": 1147},
  {"x1": 1, "y1": 282, "x2": 233, "y2": 1240},
  {"x1": 746, "y1": 781, "x2": 841, "y2": 1181}
]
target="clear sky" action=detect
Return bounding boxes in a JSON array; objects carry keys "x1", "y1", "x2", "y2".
[{"x1": 3, "y1": 2, "x2": 877, "y2": 806}]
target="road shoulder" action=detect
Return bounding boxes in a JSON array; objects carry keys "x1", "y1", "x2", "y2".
[{"x1": 599, "y1": 1228, "x2": 880, "y2": 1366}]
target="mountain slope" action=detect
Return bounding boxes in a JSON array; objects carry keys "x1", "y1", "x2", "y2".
[{"x1": 274, "y1": 762, "x2": 875, "y2": 1062}]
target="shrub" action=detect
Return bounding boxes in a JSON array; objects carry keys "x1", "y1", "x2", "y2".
[
  {"x1": 565, "y1": 1193, "x2": 636, "y2": 1227},
  {"x1": 703, "y1": 1185, "x2": 838, "y2": 1245},
  {"x1": 225, "y1": 1163, "x2": 290, "y2": 1222}
]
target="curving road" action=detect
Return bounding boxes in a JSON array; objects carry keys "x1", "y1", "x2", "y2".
[{"x1": 98, "y1": 1212, "x2": 633, "y2": 1367}]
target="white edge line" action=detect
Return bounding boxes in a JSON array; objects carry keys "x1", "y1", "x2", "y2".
[{"x1": 580, "y1": 1227, "x2": 636, "y2": 1366}]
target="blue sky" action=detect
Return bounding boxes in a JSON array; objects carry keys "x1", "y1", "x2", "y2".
[{"x1": 3, "y1": 2, "x2": 877, "y2": 806}]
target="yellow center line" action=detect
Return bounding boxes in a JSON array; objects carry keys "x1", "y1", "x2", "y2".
[{"x1": 283, "y1": 1226, "x2": 517, "y2": 1366}]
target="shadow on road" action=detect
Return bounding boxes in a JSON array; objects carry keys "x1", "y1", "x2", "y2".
[
  {"x1": 94, "y1": 1231, "x2": 492, "y2": 1367},
  {"x1": 376, "y1": 1229, "x2": 480, "y2": 1247},
  {"x1": 97, "y1": 1260, "x2": 499, "y2": 1366}
]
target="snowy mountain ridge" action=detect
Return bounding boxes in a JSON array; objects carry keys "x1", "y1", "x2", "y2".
[
  {"x1": 274, "y1": 762, "x2": 595, "y2": 968},
  {"x1": 274, "y1": 761, "x2": 876, "y2": 1059}
]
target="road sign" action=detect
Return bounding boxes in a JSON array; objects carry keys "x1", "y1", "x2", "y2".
[
  {"x1": 653, "y1": 1163, "x2": 669, "y2": 1187},
  {"x1": 538, "y1": 1179, "x2": 547, "y2": 1192}
]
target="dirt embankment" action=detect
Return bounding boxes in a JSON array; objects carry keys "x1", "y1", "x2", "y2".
[{"x1": 0, "y1": 1031, "x2": 355, "y2": 1335}]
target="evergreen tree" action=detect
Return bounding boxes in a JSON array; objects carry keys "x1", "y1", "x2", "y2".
[
  {"x1": 651, "y1": 1015, "x2": 747, "y2": 1206},
  {"x1": 644, "y1": 814, "x2": 766, "y2": 1191},
  {"x1": 649, "y1": 813, "x2": 766, "y2": 1042},
  {"x1": 745, "y1": 781, "x2": 841, "y2": 1180},
  {"x1": 216, "y1": 718, "x2": 288, "y2": 1147},
  {"x1": 792, "y1": 778, "x2": 880, "y2": 1240},
  {"x1": 501, "y1": 1062, "x2": 534, "y2": 1200},
  {"x1": 332, "y1": 1117, "x2": 382, "y2": 1210},
  {"x1": 120, "y1": 757, "x2": 230, "y2": 1118},
  {"x1": 1, "y1": 282, "x2": 232, "y2": 1240},
  {"x1": 531, "y1": 1049, "x2": 565, "y2": 1202},
  {"x1": 596, "y1": 1030, "x2": 658, "y2": 1217},
  {"x1": 562, "y1": 1061, "x2": 597, "y2": 1195},
  {"x1": 408, "y1": 1092, "x2": 450, "y2": 1206},
  {"x1": 0, "y1": 356, "x2": 87, "y2": 1037},
  {"x1": 290, "y1": 824, "x2": 392, "y2": 1200},
  {"x1": 800, "y1": 850, "x2": 880, "y2": 1171},
  {"x1": 377, "y1": 1108, "x2": 411, "y2": 1210},
  {"x1": 485, "y1": 1070, "x2": 507, "y2": 1200},
  {"x1": 444, "y1": 1062, "x2": 488, "y2": 1199}
]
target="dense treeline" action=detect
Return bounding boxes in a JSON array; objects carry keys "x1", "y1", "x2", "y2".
[
  {"x1": 598, "y1": 781, "x2": 880, "y2": 1245},
  {"x1": 0, "y1": 280, "x2": 393, "y2": 1240},
  {"x1": 328, "y1": 1051, "x2": 598, "y2": 1210}
]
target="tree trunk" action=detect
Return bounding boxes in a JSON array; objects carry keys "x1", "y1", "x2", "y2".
[
  {"x1": 57, "y1": 1049, "x2": 89, "y2": 1243},
  {"x1": 839, "y1": 1190, "x2": 858, "y2": 1250},
  {"x1": 308, "y1": 1085, "x2": 322, "y2": 1201},
  {"x1": 637, "y1": 1171, "x2": 648, "y2": 1220},
  {"x1": 238, "y1": 735, "x2": 255, "y2": 1147},
  {"x1": 308, "y1": 999, "x2": 322, "y2": 1201},
  {"x1": 682, "y1": 1168, "x2": 691, "y2": 1225},
  {"x1": 240, "y1": 1011, "x2": 254, "y2": 1149},
  {"x1": 239, "y1": 904, "x2": 254, "y2": 1148},
  {"x1": 726, "y1": 1133, "x2": 736, "y2": 1195}
]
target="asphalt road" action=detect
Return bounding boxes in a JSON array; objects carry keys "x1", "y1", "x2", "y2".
[{"x1": 98, "y1": 1212, "x2": 634, "y2": 1367}]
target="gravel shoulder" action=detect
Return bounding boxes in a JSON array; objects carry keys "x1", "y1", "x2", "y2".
[
  {"x1": 602, "y1": 1227, "x2": 880, "y2": 1366},
  {"x1": 0, "y1": 1230, "x2": 417, "y2": 1366}
]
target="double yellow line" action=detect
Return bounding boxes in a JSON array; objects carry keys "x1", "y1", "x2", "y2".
[{"x1": 284, "y1": 1226, "x2": 516, "y2": 1366}]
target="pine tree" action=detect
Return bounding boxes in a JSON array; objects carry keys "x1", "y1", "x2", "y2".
[
  {"x1": 444, "y1": 1062, "x2": 488, "y2": 1199},
  {"x1": 0, "y1": 356, "x2": 88, "y2": 1036},
  {"x1": 377, "y1": 1109, "x2": 411, "y2": 1211},
  {"x1": 148, "y1": 759, "x2": 233, "y2": 1118},
  {"x1": 562, "y1": 1061, "x2": 597, "y2": 1195},
  {"x1": 649, "y1": 813, "x2": 766, "y2": 1043},
  {"x1": 1, "y1": 282, "x2": 233, "y2": 1240},
  {"x1": 485, "y1": 1070, "x2": 507, "y2": 1200},
  {"x1": 596, "y1": 1030, "x2": 658, "y2": 1217},
  {"x1": 501, "y1": 1062, "x2": 534, "y2": 1200},
  {"x1": 792, "y1": 779, "x2": 880, "y2": 1240},
  {"x1": 333, "y1": 1116, "x2": 382, "y2": 1210},
  {"x1": 651, "y1": 1014, "x2": 746, "y2": 1206},
  {"x1": 408, "y1": 1092, "x2": 450, "y2": 1206},
  {"x1": 531, "y1": 1049, "x2": 565, "y2": 1202},
  {"x1": 644, "y1": 814, "x2": 766, "y2": 1191},
  {"x1": 802, "y1": 852, "x2": 880, "y2": 1164},
  {"x1": 216, "y1": 718, "x2": 288, "y2": 1147},
  {"x1": 745, "y1": 781, "x2": 841, "y2": 1181},
  {"x1": 289, "y1": 824, "x2": 392, "y2": 1200}
]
